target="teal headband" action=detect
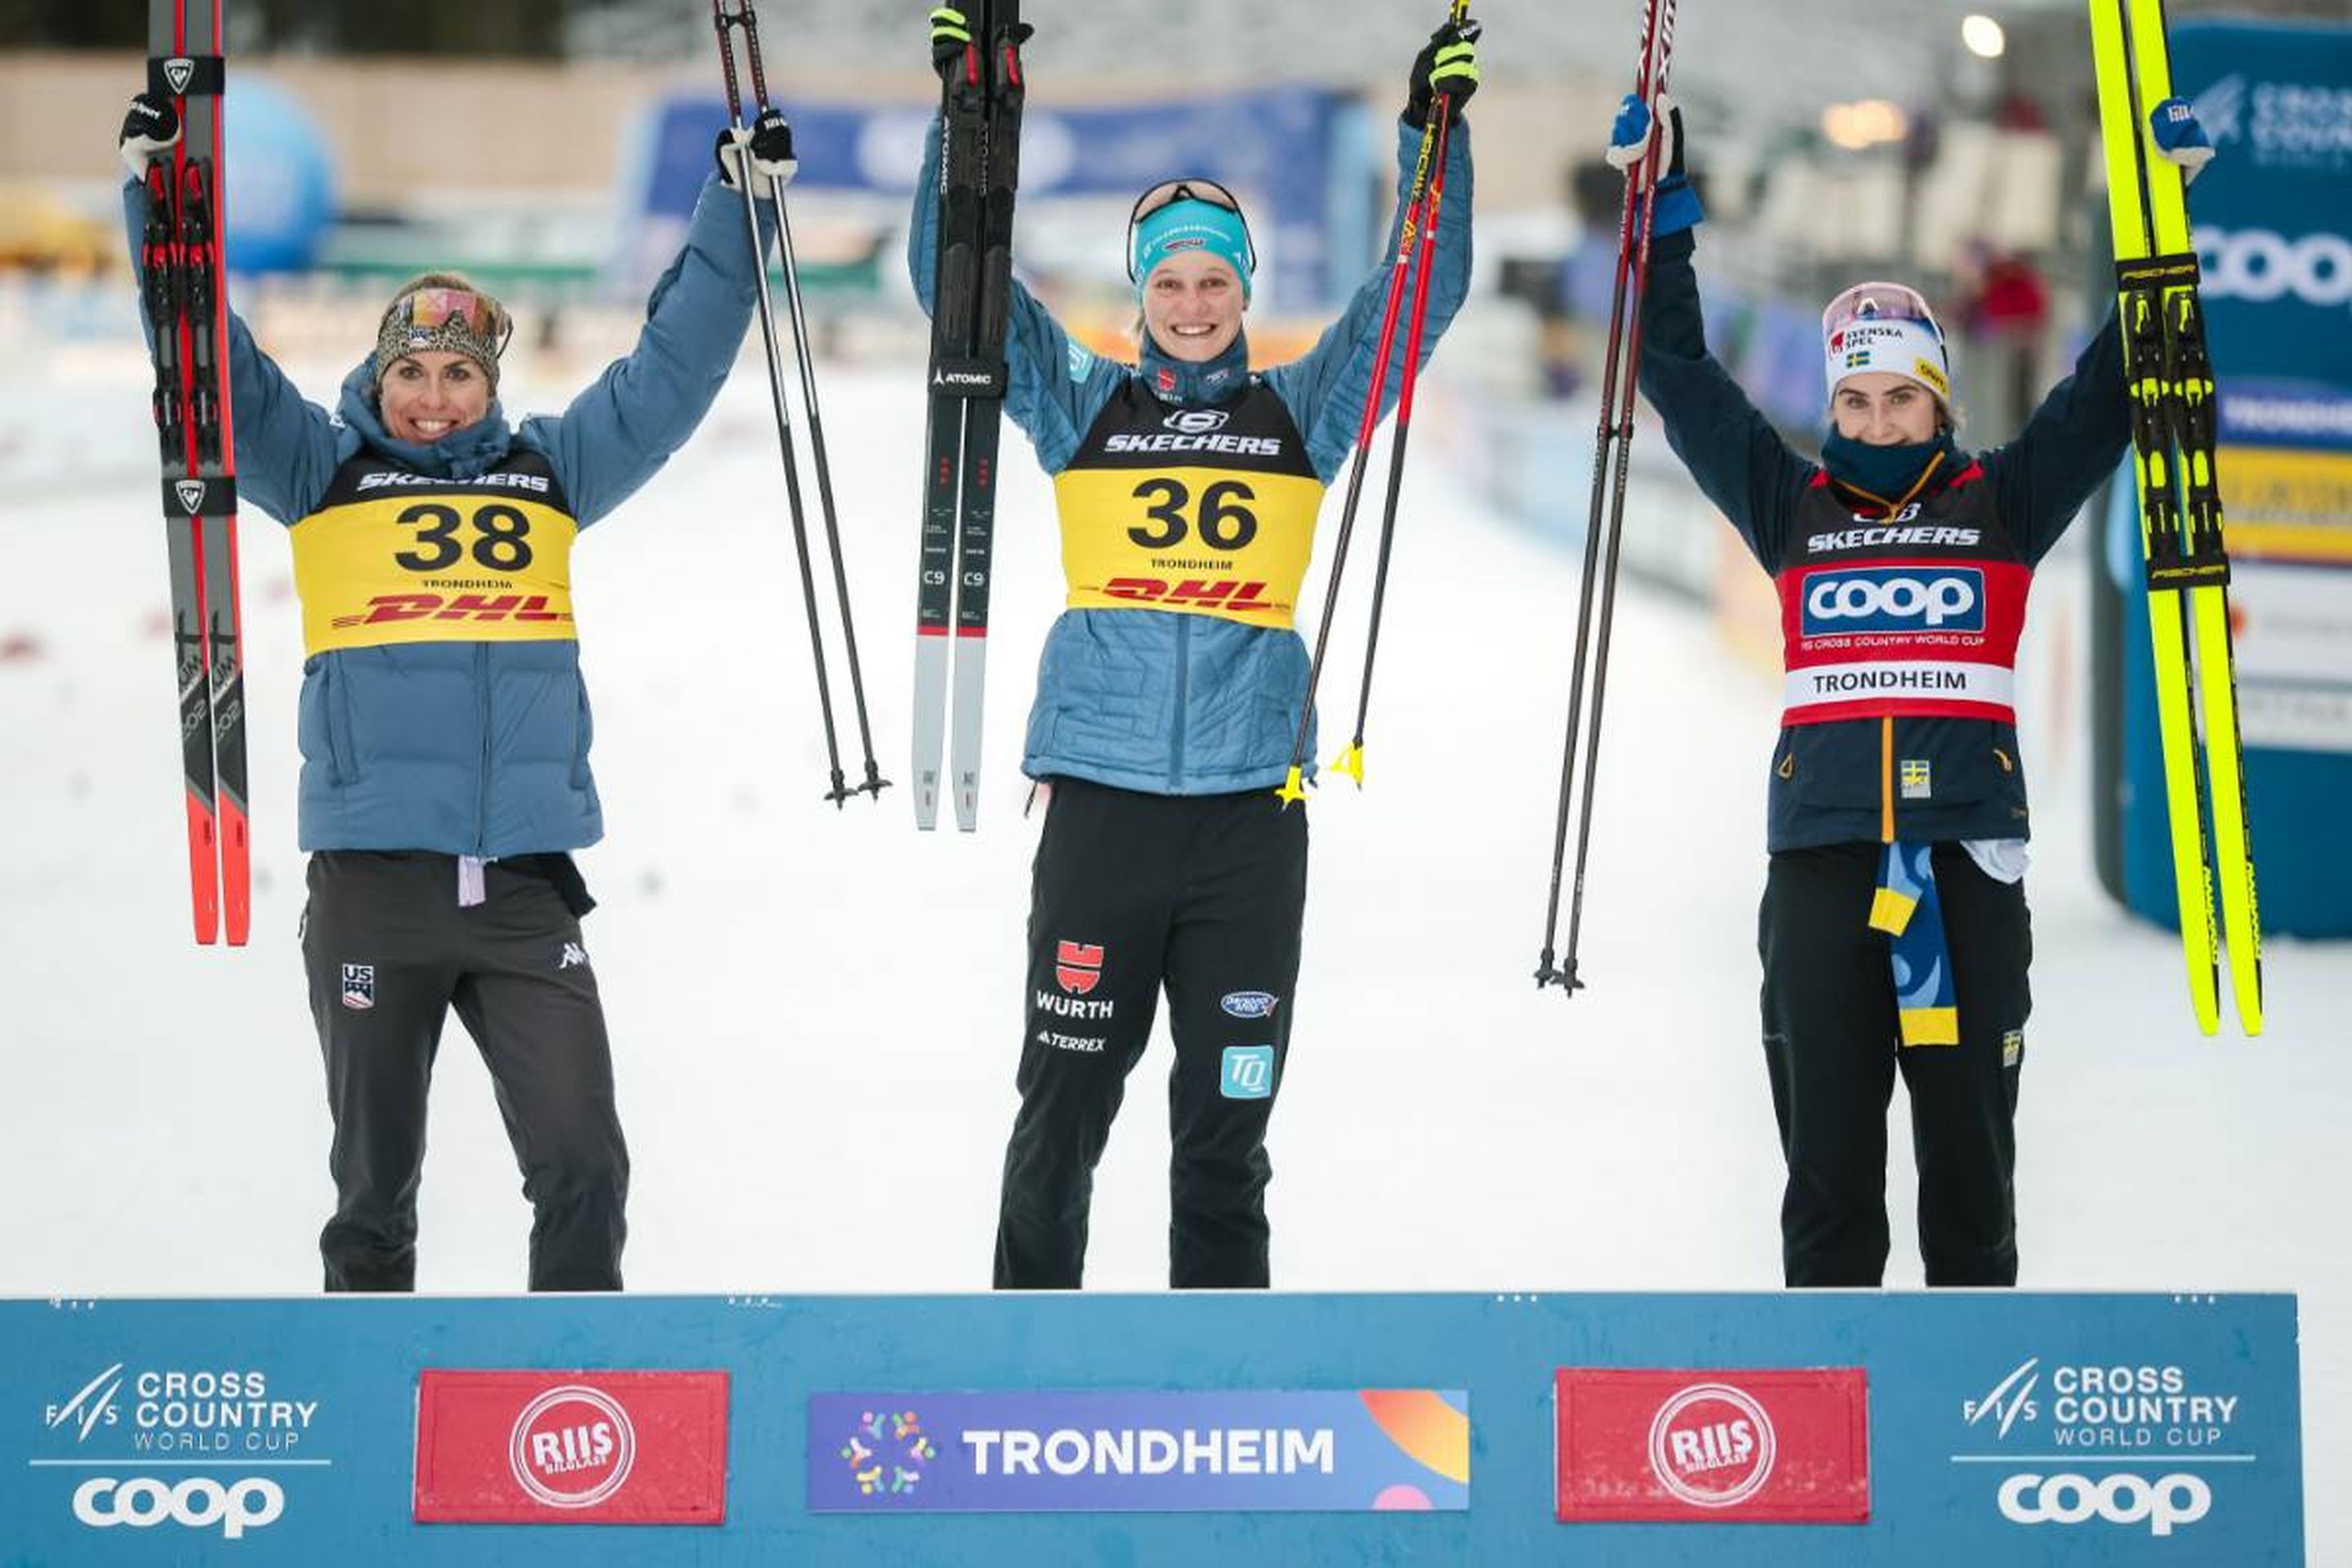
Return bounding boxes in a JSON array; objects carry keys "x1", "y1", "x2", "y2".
[{"x1": 1131, "y1": 198, "x2": 1254, "y2": 304}]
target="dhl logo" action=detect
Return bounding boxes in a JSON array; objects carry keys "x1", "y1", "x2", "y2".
[
  {"x1": 1099, "y1": 577, "x2": 1276, "y2": 611},
  {"x1": 332, "y1": 593, "x2": 570, "y2": 629}
]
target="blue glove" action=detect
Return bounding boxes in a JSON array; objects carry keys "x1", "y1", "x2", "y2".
[
  {"x1": 2149, "y1": 96, "x2": 2214, "y2": 184},
  {"x1": 1606, "y1": 94, "x2": 1703, "y2": 237}
]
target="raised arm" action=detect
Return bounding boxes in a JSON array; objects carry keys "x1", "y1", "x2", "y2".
[
  {"x1": 1263, "y1": 116, "x2": 1476, "y2": 485},
  {"x1": 522, "y1": 171, "x2": 772, "y2": 526}
]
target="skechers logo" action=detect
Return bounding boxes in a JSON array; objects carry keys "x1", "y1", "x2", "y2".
[{"x1": 1802, "y1": 568, "x2": 1983, "y2": 634}]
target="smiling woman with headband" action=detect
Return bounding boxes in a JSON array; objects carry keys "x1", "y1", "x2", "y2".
[
  {"x1": 911, "y1": 8, "x2": 1480, "y2": 1292},
  {"x1": 1602, "y1": 91, "x2": 2213, "y2": 1290},
  {"x1": 118, "y1": 90, "x2": 795, "y2": 1294}
]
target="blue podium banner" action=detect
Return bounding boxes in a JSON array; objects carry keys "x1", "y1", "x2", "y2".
[{"x1": 1, "y1": 1291, "x2": 2302, "y2": 1565}]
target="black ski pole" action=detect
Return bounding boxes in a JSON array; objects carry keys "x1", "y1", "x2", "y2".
[
  {"x1": 713, "y1": 0, "x2": 850, "y2": 804},
  {"x1": 737, "y1": 0, "x2": 889, "y2": 802},
  {"x1": 1535, "y1": 0, "x2": 1676, "y2": 992}
]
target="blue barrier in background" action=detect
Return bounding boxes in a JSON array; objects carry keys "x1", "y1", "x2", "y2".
[{"x1": 2, "y1": 1291, "x2": 2301, "y2": 1564}]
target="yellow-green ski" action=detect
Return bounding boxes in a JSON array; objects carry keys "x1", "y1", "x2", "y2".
[{"x1": 2089, "y1": 0, "x2": 2264, "y2": 1036}]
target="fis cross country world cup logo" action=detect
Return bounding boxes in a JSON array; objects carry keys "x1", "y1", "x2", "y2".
[
  {"x1": 838, "y1": 1409, "x2": 940, "y2": 1499},
  {"x1": 1054, "y1": 941, "x2": 1104, "y2": 996},
  {"x1": 509, "y1": 1385, "x2": 636, "y2": 1509},
  {"x1": 1802, "y1": 567, "x2": 1984, "y2": 635}
]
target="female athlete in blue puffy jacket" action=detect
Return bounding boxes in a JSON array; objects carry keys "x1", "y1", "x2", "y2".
[{"x1": 911, "y1": 13, "x2": 1478, "y2": 1288}]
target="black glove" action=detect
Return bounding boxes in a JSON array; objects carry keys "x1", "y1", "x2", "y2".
[
  {"x1": 715, "y1": 109, "x2": 797, "y2": 196},
  {"x1": 1405, "y1": 18, "x2": 1482, "y2": 128},
  {"x1": 119, "y1": 92, "x2": 180, "y2": 180},
  {"x1": 929, "y1": 4, "x2": 973, "y2": 82}
]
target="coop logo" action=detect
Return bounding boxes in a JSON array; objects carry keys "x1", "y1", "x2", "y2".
[
  {"x1": 509, "y1": 1385, "x2": 636, "y2": 1509},
  {"x1": 1802, "y1": 568, "x2": 1982, "y2": 634},
  {"x1": 72, "y1": 1476, "x2": 284, "y2": 1540},
  {"x1": 1100, "y1": 577, "x2": 1275, "y2": 612},
  {"x1": 332, "y1": 594, "x2": 570, "y2": 629},
  {"x1": 1164, "y1": 409, "x2": 1230, "y2": 434},
  {"x1": 1647, "y1": 1384, "x2": 1775, "y2": 1508},
  {"x1": 2196, "y1": 226, "x2": 2352, "y2": 310},
  {"x1": 1997, "y1": 1472, "x2": 2212, "y2": 1537}
]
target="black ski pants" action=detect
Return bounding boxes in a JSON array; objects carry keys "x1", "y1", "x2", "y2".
[
  {"x1": 300, "y1": 851, "x2": 629, "y2": 1292},
  {"x1": 1759, "y1": 842, "x2": 2030, "y2": 1288},
  {"x1": 994, "y1": 777, "x2": 1308, "y2": 1290}
]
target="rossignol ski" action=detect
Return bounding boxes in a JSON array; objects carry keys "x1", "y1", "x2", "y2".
[
  {"x1": 1533, "y1": 0, "x2": 1676, "y2": 992},
  {"x1": 2090, "y1": 0, "x2": 2262, "y2": 1036},
  {"x1": 712, "y1": 0, "x2": 887, "y2": 806},
  {"x1": 914, "y1": 0, "x2": 1027, "y2": 832},
  {"x1": 144, "y1": 0, "x2": 247, "y2": 946},
  {"x1": 1278, "y1": 0, "x2": 1472, "y2": 806}
]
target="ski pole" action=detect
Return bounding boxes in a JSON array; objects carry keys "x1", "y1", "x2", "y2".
[
  {"x1": 713, "y1": 0, "x2": 852, "y2": 804},
  {"x1": 1330, "y1": 63, "x2": 1466, "y2": 787},
  {"x1": 1535, "y1": 0, "x2": 1676, "y2": 992},
  {"x1": 1278, "y1": 0, "x2": 1470, "y2": 807},
  {"x1": 736, "y1": 0, "x2": 889, "y2": 802}
]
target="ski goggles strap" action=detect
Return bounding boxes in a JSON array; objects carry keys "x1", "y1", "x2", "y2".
[
  {"x1": 385, "y1": 286, "x2": 513, "y2": 350},
  {"x1": 1126, "y1": 177, "x2": 1257, "y2": 287}
]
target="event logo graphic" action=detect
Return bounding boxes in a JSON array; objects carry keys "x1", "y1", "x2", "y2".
[
  {"x1": 508, "y1": 1385, "x2": 636, "y2": 1510},
  {"x1": 838, "y1": 1409, "x2": 939, "y2": 1498},
  {"x1": 808, "y1": 1390, "x2": 1468, "y2": 1512},
  {"x1": 1997, "y1": 1472, "x2": 2212, "y2": 1536}
]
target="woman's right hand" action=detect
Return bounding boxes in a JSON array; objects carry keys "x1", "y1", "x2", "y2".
[
  {"x1": 1604, "y1": 94, "x2": 1703, "y2": 236},
  {"x1": 118, "y1": 92, "x2": 179, "y2": 180}
]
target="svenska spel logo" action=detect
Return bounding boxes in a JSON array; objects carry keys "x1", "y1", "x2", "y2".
[
  {"x1": 508, "y1": 1385, "x2": 635, "y2": 1509},
  {"x1": 1646, "y1": 1383, "x2": 1777, "y2": 1508}
]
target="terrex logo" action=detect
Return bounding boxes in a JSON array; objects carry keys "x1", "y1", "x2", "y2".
[
  {"x1": 332, "y1": 594, "x2": 568, "y2": 629},
  {"x1": 1163, "y1": 409, "x2": 1229, "y2": 435},
  {"x1": 1802, "y1": 568, "x2": 1983, "y2": 634},
  {"x1": 510, "y1": 1386, "x2": 636, "y2": 1509},
  {"x1": 1054, "y1": 941, "x2": 1103, "y2": 996},
  {"x1": 1998, "y1": 1472, "x2": 2212, "y2": 1537},
  {"x1": 1647, "y1": 1384, "x2": 1775, "y2": 1508}
]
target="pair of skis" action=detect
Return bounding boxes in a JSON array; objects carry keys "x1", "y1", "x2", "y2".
[
  {"x1": 1533, "y1": 0, "x2": 1677, "y2": 992},
  {"x1": 141, "y1": 0, "x2": 247, "y2": 946},
  {"x1": 2089, "y1": 0, "x2": 2262, "y2": 1036},
  {"x1": 1279, "y1": 0, "x2": 1477, "y2": 805},
  {"x1": 914, "y1": 0, "x2": 1027, "y2": 831},
  {"x1": 711, "y1": 0, "x2": 886, "y2": 807}
]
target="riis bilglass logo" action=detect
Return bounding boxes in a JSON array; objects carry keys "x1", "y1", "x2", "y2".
[
  {"x1": 808, "y1": 1389, "x2": 1468, "y2": 1513},
  {"x1": 35, "y1": 1358, "x2": 330, "y2": 1542},
  {"x1": 1953, "y1": 1352, "x2": 2248, "y2": 1539}
]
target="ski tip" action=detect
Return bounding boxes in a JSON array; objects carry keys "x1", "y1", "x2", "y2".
[
  {"x1": 1274, "y1": 767, "x2": 1311, "y2": 808},
  {"x1": 1330, "y1": 744, "x2": 1365, "y2": 788}
]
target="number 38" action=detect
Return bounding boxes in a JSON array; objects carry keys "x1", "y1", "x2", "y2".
[{"x1": 394, "y1": 501, "x2": 534, "y2": 572}]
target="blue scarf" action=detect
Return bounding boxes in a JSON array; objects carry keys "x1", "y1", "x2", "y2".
[{"x1": 1820, "y1": 430, "x2": 1958, "y2": 504}]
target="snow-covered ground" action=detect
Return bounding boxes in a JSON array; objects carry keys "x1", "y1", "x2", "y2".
[{"x1": 4, "y1": 359, "x2": 2346, "y2": 1554}]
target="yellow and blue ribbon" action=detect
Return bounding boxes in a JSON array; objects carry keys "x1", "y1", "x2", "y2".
[{"x1": 1871, "y1": 840, "x2": 1959, "y2": 1047}]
